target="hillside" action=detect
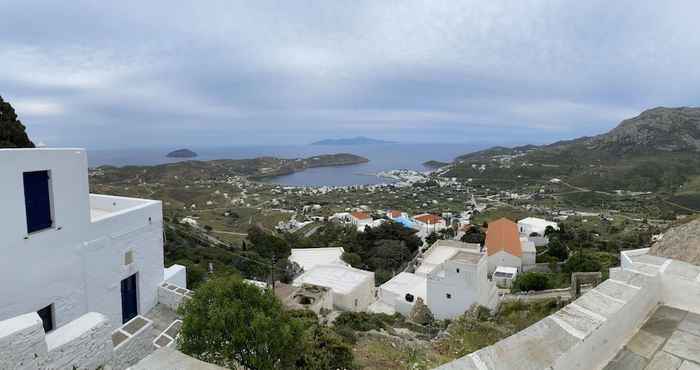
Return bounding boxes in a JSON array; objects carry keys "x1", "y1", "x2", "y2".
[
  {"x1": 0, "y1": 96, "x2": 35, "y2": 148},
  {"x1": 443, "y1": 107, "x2": 700, "y2": 209},
  {"x1": 91, "y1": 153, "x2": 369, "y2": 184}
]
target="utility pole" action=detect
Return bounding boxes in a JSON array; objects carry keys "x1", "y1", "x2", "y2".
[{"x1": 270, "y1": 254, "x2": 277, "y2": 291}]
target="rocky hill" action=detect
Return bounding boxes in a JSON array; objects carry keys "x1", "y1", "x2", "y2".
[
  {"x1": 0, "y1": 96, "x2": 35, "y2": 148},
  {"x1": 444, "y1": 107, "x2": 700, "y2": 205},
  {"x1": 650, "y1": 217, "x2": 700, "y2": 265}
]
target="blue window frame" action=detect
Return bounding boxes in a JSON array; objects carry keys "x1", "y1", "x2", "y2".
[{"x1": 23, "y1": 170, "x2": 53, "y2": 234}]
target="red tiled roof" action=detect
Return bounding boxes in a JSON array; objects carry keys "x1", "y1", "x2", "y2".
[
  {"x1": 387, "y1": 210, "x2": 402, "y2": 218},
  {"x1": 485, "y1": 218, "x2": 522, "y2": 257},
  {"x1": 414, "y1": 214, "x2": 443, "y2": 225},
  {"x1": 351, "y1": 211, "x2": 371, "y2": 220}
]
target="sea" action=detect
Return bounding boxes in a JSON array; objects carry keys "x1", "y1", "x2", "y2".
[{"x1": 87, "y1": 143, "x2": 486, "y2": 187}]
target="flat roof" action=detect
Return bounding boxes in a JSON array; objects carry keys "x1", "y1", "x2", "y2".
[
  {"x1": 379, "y1": 272, "x2": 427, "y2": 301},
  {"x1": 416, "y1": 240, "x2": 481, "y2": 275},
  {"x1": 289, "y1": 247, "x2": 347, "y2": 272},
  {"x1": 293, "y1": 264, "x2": 373, "y2": 295},
  {"x1": 450, "y1": 250, "x2": 483, "y2": 265}
]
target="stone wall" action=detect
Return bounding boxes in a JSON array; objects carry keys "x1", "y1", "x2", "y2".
[
  {"x1": 112, "y1": 315, "x2": 154, "y2": 370},
  {"x1": 45, "y1": 312, "x2": 113, "y2": 370},
  {"x1": 0, "y1": 313, "x2": 48, "y2": 370},
  {"x1": 157, "y1": 282, "x2": 192, "y2": 312}
]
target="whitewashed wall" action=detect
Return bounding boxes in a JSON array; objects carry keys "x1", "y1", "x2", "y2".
[
  {"x1": 46, "y1": 312, "x2": 114, "y2": 369},
  {"x1": 0, "y1": 313, "x2": 48, "y2": 370},
  {"x1": 0, "y1": 149, "x2": 165, "y2": 329},
  {"x1": 487, "y1": 251, "x2": 522, "y2": 273}
]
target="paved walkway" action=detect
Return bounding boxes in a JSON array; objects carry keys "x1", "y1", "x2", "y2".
[{"x1": 604, "y1": 305, "x2": 700, "y2": 370}]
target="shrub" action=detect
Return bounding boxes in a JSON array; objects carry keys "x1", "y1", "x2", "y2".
[{"x1": 512, "y1": 272, "x2": 552, "y2": 292}]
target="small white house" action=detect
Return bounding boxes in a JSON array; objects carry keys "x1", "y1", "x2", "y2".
[
  {"x1": 493, "y1": 266, "x2": 519, "y2": 288},
  {"x1": 350, "y1": 211, "x2": 372, "y2": 230},
  {"x1": 518, "y1": 217, "x2": 558, "y2": 237},
  {"x1": 293, "y1": 264, "x2": 375, "y2": 312},
  {"x1": 426, "y1": 247, "x2": 497, "y2": 319},
  {"x1": 373, "y1": 272, "x2": 427, "y2": 316},
  {"x1": 0, "y1": 148, "x2": 185, "y2": 332},
  {"x1": 412, "y1": 213, "x2": 447, "y2": 234},
  {"x1": 485, "y1": 218, "x2": 523, "y2": 273}
]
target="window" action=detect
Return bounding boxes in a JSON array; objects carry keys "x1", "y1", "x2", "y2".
[
  {"x1": 124, "y1": 250, "x2": 134, "y2": 266},
  {"x1": 456, "y1": 268, "x2": 460, "y2": 273},
  {"x1": 354, "y1": 299, "x2": 359, "y2": 307},
  {"x1": 37, "y1": 304, "x2": 54, "y2": 333},
  {"x1": 446, "y1": 293, "x2": 452, "y2": 299},
  {"x1": 23, "y1": 170, "x2": 53, "y2": 233},
  {"x1": 405, "y1": 293, "x2": 415, "y2": 303}
]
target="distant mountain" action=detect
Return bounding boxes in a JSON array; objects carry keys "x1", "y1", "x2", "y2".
[
  {"x1": 311, "y1": 136, "x2": 396, "y2": 146},
  {"x1": 166, "y1": 148, "x2": 198, "y2": 158},
  {"x1": 442, "y1": 107, "x2": 700, "y2": 207}
]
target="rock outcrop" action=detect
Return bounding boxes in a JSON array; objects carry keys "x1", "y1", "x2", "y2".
[{"x1": 649, "y1": 218, "x2": 700, "y2": 265}]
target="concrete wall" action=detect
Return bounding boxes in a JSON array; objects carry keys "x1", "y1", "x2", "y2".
[
  {"x1": 164, "y1": 264, "x2": 187, "y2": 288},
  {"x1": 158, "y1": 283, "x2": 193, "y2": 312},
  {"x1": 0, "y1": 313, "x2": 48, "y2": 370},
  {"x1": 0, "y1": 149, "x2": 165, "y2": 329},
  {"x1": 487, "y1": 251, "x2": 521, "y2": 273},
  {"x1": 46, "y1": 312, "x2": 113, "y2": 369},
  {"x1": 435, "y1": 248, "x2": 677, "y2": 370},
  {"x1": 333, "y1": 275, "x2": 375, "y2": 312}
]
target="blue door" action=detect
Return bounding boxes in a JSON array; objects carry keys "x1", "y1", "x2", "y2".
[
  {"x1": 121, "y1": 274, "x2": 138, "y2": 323},
  {"x1": 23, "y1": 171, "x2": 53, "y2": 233}
]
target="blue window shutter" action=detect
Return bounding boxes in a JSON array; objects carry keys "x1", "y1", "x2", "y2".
[{"x1": 23, "y1": 170, "x2": 53, "y2": 233}]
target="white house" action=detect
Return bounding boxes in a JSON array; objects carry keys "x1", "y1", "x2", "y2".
[
  {"x1": 350, "y1": 211, "x2": 372, "y2": 230},
  {"x1": 289, "y1": 247, "x2": 348, "y2": 272},
  {"x1": 412, "y1": 213, "x2": 447, "y2": 235},
  {"x1": 0, "y1": 148, "x2": 185, "y2": 332},
  {"x1": 520, "y1": 237, "x2": 537, "y2": 270},
  {"x1": 374, "y1": 240, "x2": 496, "y2": 319},
  {"x1": 485, "y1": 218, "x2": 527, "y2": 273},
  {"x1": 292, "y1": 264, "x2": 375, "y2": 312},
  {"x1": 426, "y1": 245, "x2": 497, "y2": 319},
  {"x1": 517, "y1": 217, "x2": 558, "y2": 237},
  {"x1": 493, "y1": 266, "x2": 518, "y2": 288},
  {"x1": 372, "y1": 272, "x2": 428, "y2": 316}
]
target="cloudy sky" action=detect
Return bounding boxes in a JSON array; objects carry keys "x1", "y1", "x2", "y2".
[{"x1": 2, "y1": 1, "x2": 699, "y2": 149}]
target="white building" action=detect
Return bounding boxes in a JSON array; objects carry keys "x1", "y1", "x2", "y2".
[
  {"x1": 373, "y1": 272, "x2": 427, "y2": 316},
  {"x1": 485, "y1": 218, "x2": 536, "y2": 273},
  {"x1": 289, "y1": 247, "x2": 348, "y2": 272},
  {"x1": 350, "y1": 211, "x2": 372, "y2": 230},
  {"x1": 292, "y1": 264, "x2": 375, "y2": 312},
  {"x1": 0, "y1": 148, "x2": 185, "y2": 332},
  {"x1": 426, "y1": 245, "x2": 497, "y2": 319},
  {"x1": 374, "y1": 240, "x2": 496, "y2": 319},
  {"x1": 518, "y1": 217, "x2": 559, "y2": 237},
  {"x1": 412, "y1": 213, "x2": 447, "y2": 235},
  {"x1": 493, "y1": 266, "x2": 518, "y2": 288}
]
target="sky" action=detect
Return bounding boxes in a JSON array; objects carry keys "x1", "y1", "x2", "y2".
[{"x1": 2, "y1": 1, "x2": 700, "y2": 149}]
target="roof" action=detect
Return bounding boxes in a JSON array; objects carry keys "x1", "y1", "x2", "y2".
[
  {"x1": 351, "y1": 211, "x2": 371, "y2": 220},
  {"x1": 485, "y1": 218, "x2": 522, "y2": 257},
  {"x1": 387, "y1": 210, "x2": 402, "y2": 218},
  {"x1": 379, "y1": 272, "x2": 427, "y2": 301},
  {"x1": 450, "y1": 250, "x2": 484, "y2": 265},
  {"x1": 494, "y1": 266, "x2": 518, "y2": 274},
  {"x1": 414, "y1": 213, "x2": 444, "y2": 225},
  {"x1": 130, "y1": 347, "x2": 227, "y2": 370},
  {"x1": 289, "y1": 247, "x2": 347, "y2": 272},
  {"x1": 293, "y1": 265, "x2": 374, "y2": 295},
  {"x1": 518, "y1": 217, "x2": 559, "y2": 230},
  {"x1": 393, "y1": 216, "x2": 415, "y2": 229},
  {"x1": 416, "y1": 240, "x2": 481, "y2": 275}
]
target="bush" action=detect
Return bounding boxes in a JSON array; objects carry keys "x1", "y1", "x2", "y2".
[
  {"x1": 512, "y1": 272, "x2": 552, "y2": 292},
  {"x1": 333, "y1": 312, "x2": 398, "y2": 332}
]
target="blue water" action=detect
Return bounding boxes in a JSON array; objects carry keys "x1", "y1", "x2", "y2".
[{"x1": 87, "y1": 143, "x2": 485, "y2": 186}]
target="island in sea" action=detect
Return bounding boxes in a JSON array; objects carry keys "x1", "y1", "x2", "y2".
[
  {"x1": 311, "y1": 136, "x2": 396, "y2": 146},
  {"x1": 166, "y1": 148, "x2": 198, "y2": 158}
]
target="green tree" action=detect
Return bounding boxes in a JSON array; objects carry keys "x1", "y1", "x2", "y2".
[
  {"x1": 461, "y1": 226, "x2": 485, "y2": 245},
  {"x1": 0, "y1": 96, "x2": 35, "y2": 148},
  {"x1": 296, "y1": 325, "x2": 356, "y2": 370},
  {"x1": 179, "y1": 276, "x2": 305, "y2": 370},
  {"x1": 425, "y1": 232, "x2": 440, "y2": 246},
  {"x1": 512, "y1": 272, "x2": 552, "y2": 292}
]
